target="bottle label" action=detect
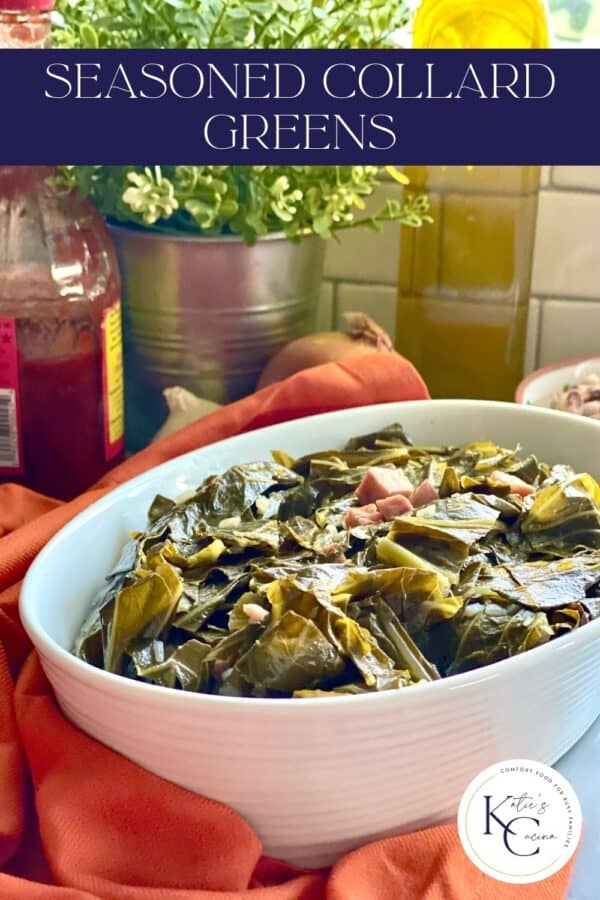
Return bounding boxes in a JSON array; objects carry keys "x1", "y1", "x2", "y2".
[
  {"x1": 0, "y1": 318, "x2": 24, "y2": 476},
  {"x1": 101, "y1": 300, "x2": 125, "y2": 461}
]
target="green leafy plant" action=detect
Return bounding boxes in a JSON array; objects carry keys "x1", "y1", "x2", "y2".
[
  {"x1": 53, "y1": 1, "x2": 430, "y2": 243},
  {"x1": 56, "y1": 165, "x2": 431, "y2": 243},
  {"x1": 53, "y1": 0, "x2": 412, "y2": 50}
]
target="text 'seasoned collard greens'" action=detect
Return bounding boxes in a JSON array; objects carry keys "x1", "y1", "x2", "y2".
[
  {"x1": 40, "y1": 59, "x2": 557, "y2": 155},
  {"x1": 44, "y1": 60, "x2": 556, "y2": 102},
  {"x1": 74, "y1": 424, "x2": 600, "y2": 698}
]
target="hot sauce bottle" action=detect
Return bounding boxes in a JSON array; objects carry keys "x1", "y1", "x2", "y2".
[
  {"x1": 0, "y1": 0, "x2": 53, "y2": 48},
  {"x1": 0, "y1": 167, "x2": 125, "y2": 500}
]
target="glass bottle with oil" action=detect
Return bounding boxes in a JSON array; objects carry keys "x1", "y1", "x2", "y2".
[
  {"x1": 397, "y1": 1, "x2": 550, "y2": 401},
  {"x1": 413, "y1": 0, "x2": 551, "y2": 48}
]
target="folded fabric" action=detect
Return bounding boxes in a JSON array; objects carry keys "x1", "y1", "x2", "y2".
[{"x1": 0, "y1": 354, "x2": 576, "y2": 899}]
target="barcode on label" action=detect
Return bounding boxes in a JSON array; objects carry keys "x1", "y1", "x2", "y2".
[{"x1": 0, "y1": 388, "x2": 20, "y2": 468}]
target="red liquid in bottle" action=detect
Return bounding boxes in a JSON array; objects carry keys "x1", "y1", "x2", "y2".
[
  {"x1": 0, "y1": 167, "x2": 124, "y2": 500},
  {"x1": 19, "y1": 345, "x2": 119, "y2": 500}
]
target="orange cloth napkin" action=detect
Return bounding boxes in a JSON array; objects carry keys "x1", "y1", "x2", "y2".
[{"x1": 0, "y1": 355, "x2": 576, "y2": 899}]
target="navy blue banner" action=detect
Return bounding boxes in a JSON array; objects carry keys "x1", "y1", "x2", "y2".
[{"x1": 0, "y1": 49, "x2": 596, "y2": 164}]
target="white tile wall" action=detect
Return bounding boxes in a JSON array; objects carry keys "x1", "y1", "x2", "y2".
[
  {"x1": 524, "y1": 298, "x2": 541, "y2": 374},
  {"x1": 532, "y1": 190, "x2": 600, "y2": 297},
  {"x1": 322, "y1": 167, "x2": 600, "y2": 374},
  {"x1": 324, "y1": 183, "x2": 402, "y2": 284},
  {"x1": 552, "y1": 167, "x2": 600, "y2": 191},
  {"x1": 336, "y1": 283, "x2": 397, "y2": 336},
  {"x1": 538, "y1": 299, "x2": 600, "y2": 366},
  {"x1": 316, "y1": 281, "x2": 335, "y2": 331}
]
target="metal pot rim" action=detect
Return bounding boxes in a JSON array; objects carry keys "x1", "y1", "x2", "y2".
[{"x1": 107, "y1": 222, "x2": 316, "y2": 245}]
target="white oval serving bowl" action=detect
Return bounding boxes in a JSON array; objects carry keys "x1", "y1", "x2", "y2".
[
  {"x1": 516, "y1": 356, "x2": 600, "y2": 409},
  {"x1": 20, "y1": 400, "x2": 600, "y2": 867}
]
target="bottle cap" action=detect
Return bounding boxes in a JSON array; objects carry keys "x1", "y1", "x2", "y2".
[{"x1": 1, "y1": 0, "x2": 54, "y2": 10}]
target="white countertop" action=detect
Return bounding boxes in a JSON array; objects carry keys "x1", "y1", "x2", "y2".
[{"x1": 556, "y1": 716, "x2": 600, "y2": 900}]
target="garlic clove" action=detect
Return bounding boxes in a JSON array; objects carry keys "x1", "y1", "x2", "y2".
[{"x1": 152, "y1": 386, "x2": 222, "y2": 442}]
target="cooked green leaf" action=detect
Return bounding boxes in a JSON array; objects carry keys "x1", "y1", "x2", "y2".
[
  {"x1": 74, "y1": 425, "x2": 599, "y2": 698},
  {"x1": 135, "y1": 639, "x2": 211, "y2": 691},
  {"x1": 163, "y1": 538, "x2": 226, "y2": 569},
  {"x1": 352, "y1": 597, "x2": 440, "y2": 682},
  {"x1": 336, "y1": 567, "x2": 462, "y2": 635},
  {"x1": 448, "y1": 597, "x2": 554, "y2": 675},
  {"x1": 193, "y1": 462, "x2": 302, "y2": 523},
  {"x1": 233, "y1": 610, "x2": 344, "y2": 694},
  {"x1": 521, "y1": 472, "x2": 600, "y2": 552},
  {"x1": 103, "y1": 559, "x2": 183, "y2": 674},
  {"x1": 344, "y1": 422, "x2": 414, "y2": 450},
  {"x1": 477, "y1": 556, "x2": 600, "y2": 611}
]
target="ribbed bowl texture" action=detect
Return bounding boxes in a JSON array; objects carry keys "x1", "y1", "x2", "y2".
[{"x1": 20, "y1": 401, "x2": 600, "y2": 867}]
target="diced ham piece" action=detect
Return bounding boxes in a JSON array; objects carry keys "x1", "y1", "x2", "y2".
[
  {"x1": 491, "y1": 470, "x2": 536, "y2": 497},
  {"x1": 243, "y1": 603, "x2": 269, "y2": 625},
  {"x1": 212, "y1": 660, "x2": 230, "y2": 680},
  {"x1": 317, "y1": 543, "x2": 347, "y2": 563},
  {"x1": 376, "y1": 493, "x2": 413, "y2": 521},
  {"x1": 356, "y1": 467, "x2": 414, "y2": 506},
  {"x1": 412, "y1": 479, "x2": 439, "y2": 508},
  {"x1": 344, "y1": 504, "x2": 385, "y2": 527}
]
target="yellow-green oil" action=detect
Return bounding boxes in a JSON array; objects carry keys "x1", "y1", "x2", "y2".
[{"x1": 397, "y1": 1, "x2": 550, "y2": 400}]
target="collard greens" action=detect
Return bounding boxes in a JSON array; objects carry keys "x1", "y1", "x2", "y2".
[{"x1": 74, "y1": 425, "x2": 600, "y2": 697}]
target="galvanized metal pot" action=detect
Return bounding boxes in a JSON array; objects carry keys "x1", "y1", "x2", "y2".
[{"x1": 109, "y1": 226, "x2": 326, "y2": 450}]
